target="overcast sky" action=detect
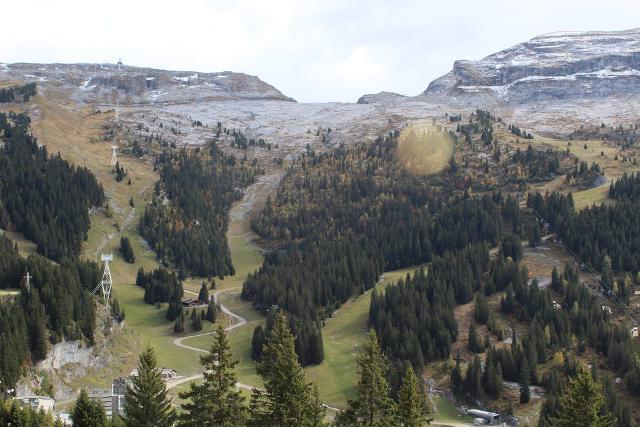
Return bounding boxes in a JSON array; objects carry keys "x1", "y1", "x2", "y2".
[{"x1": 2, "y1": 0, "x2": 640, "y2": 102}]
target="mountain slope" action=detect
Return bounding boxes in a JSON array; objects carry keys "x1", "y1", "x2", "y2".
[
  {"x1": 423, "y1": 28, "x2": 640, "y2": 104},
  {"x1": 0, "y1": 62, "x2": 295, "y2": 104}
]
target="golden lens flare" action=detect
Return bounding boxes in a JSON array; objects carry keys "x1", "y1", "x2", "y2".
[{"x1": 396, "y1": 121, "x2": 454, "y2": 176}]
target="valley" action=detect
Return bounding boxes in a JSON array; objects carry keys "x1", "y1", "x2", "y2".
[{"x1": 2, "y1": 26, "x2": 640, "y2": 427}]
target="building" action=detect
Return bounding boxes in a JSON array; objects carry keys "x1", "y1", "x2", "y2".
[
  {"x1": 467, "y1": 409, "x2": 502, "y2": 425},
  {"x1": 632, "y1": 326, "x2": 639, "y2": 338},
  {"x1": 88, "y1": 388, "x2": 125, "y2": 418},
  {"x1": 112, "y1": 377, "x2": 128, "y2": 395},
  {"x1": 160, "y1": 368, "x2": 178, "y2": 381},
  {"x1": 130, "y1": 367, "x2": 178, "y2": 381},
  {"x1": 16, "y1": 396, "x2": 55, "y2": 412},
  {"x1": 182, "y1": 298, "x2": 205, "y2": 308}
]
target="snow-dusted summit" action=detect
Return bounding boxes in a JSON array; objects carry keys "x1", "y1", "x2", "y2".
[
  {"x1": 424, "y1": 28, "x2": 640, "y2": 103},
  {"x1": 0, "y1": 63, "x2": 294, "y2": 104}
]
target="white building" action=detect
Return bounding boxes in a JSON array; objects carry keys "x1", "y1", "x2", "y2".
[
  {"x1": 16, "y1": 395, "x2": 55, "y2": 412},
  {"x1": 89, "y1": 388, "x2": 125, "y2": 418}
]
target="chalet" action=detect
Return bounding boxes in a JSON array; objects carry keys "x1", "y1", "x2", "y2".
[{"x1": 182, "y1": 298, "x2": 204, "y2": 308}]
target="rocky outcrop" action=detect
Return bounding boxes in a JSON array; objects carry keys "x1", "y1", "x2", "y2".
[
  {"x1": 357, "y1": 91, "x2": 405, "y2": 104},
  {"x1": 423, "y1": 28, "x2": 640, "y2": 104},
  {"x1": 0, "y1": 63, "x2": 295, "y2": 104}
]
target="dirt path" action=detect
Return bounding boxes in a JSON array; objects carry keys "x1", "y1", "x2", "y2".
[{"x1": 172, "y1": 287, "x2": 247, "y2": 354}]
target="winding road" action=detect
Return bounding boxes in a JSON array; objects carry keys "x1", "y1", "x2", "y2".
[
  {"x1": 167, "y1": 285, "x2": 342, "y2": 414},
  {"x1": 172, "y1": 287, "x2": 247, "y2": 354}
]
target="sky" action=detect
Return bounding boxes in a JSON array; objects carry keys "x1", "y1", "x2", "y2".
[{"x1": 2, "y1": 0, "x2": 640, "y2": 103}]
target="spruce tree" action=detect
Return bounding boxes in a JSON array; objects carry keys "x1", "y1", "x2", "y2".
[
  {"x1": 174, "y1": 312, "x2": 185, "y2": 333},
  {"x1": 192, "y1": 310, "x2": 203, "y2": 331},
  {"x1": 71, "y1": 389, "x2": 108, "y2": 427},
  {"x1": 198, "y1": 282, "x2": 209, "y2": 303},
  {"x1": 519, "y1": 359, "x2": 530, "y2": 404},
  {"x1": 119, "y1": 236, "x2": 135, "y2": 263},
  {"x1": 338, "y1": 330, "x2": 396, "y2": 426},
  {"x1": 124, "y1": 347, "x2": 176, "y2": 427},
  {"x1": 474, "y1": 293, "x2": 489, "y2": 324},
  {"x1": 206, "y1": 301, "x2": 217, "y2": 323},
  {"x1": 249, "y1": 311, "x2": 324, "y2": 426},
  {"x1": 551, "y1": 367, "x2": 616, "y2": 427},
  {"x1": 397, "y1": 366, "x2": 432, "y2": 427},
  {"x1": 251, "y1": 325, "x2": 266, "y2": 361},
  {"x1": 450, "y1": 352, "x2": 463, "y2": 394},
  {"x1": 178, "y1": 324, "x2": 247, "y2": 426},
  {"x1": 468, "y1": 323, "x2": 482, "y2": 353}
]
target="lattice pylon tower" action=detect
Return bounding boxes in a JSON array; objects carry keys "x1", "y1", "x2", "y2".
[
  {"x1": 111, "y1": 146, "x2": 118, "y2": 167},
  {"x1": 92, "y1": 254, "x2": 113, "y2": 308}
]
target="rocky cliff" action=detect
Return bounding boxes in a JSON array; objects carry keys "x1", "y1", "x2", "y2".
[
  {"x1": 423, "y1": 28, "x2": 640, "y2": 104},
  {"x1": 0, "y1": 62, "x2": 295, "y2": 104}
]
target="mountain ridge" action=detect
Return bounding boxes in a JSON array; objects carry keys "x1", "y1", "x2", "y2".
[
  {"x1": 422, "y1": 27, "x2": 640, "y2": 104},
  {"x1": 0, "y1": 62, "x2": 295, "y2": 104}
]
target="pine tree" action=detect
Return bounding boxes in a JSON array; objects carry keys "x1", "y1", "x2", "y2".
[
  {"x1": 338, "y1": 330, "x2": 396, "y2": 426},
  {"x1": 397, "y1": 366, "x2": 432, "y2": 427},
  {"x1": 468, "y1": 323, "x2": 482, "y2": 353},
  {"x1": 119, "y1": 236, "x2": 135, "y2": 263},
  {"x1": 464, "y1": 356, "x2": 484, "y2": 402},
  {"x1": 71, "y1": 389, "x2": 108, "y2": 427},
  {"x1": 474, "y1": 293, "x2": 489, "y2": 324},
  {"x1": 198, "y1": 282, "x2": 209, "y2": 303},
  {"x1": 124, "y1": 347, "x2": 176, "y2": 427},
  {"x1": 205, "y1": 300, "x2": 217, "y2": 323},
  {"x1": 192, "y1": 310, "x2": 203, "y2": 331},
  {"x1": 249, "y1": 311, "x2": 324, "y2": 426},
  {"x1": 551, "y1": 367, "x2": 616, "y2": 427},
  {"x1": 450, "y1": 352, "x2": 463, "y2": 394},
  {"x1": 178, "y1": 325, "x2": 247, "y2": 426},
  {"x1": 251, "y1": 325, "x2": 266, "y2": 361},
  {"x1": 174, "y1": 312, "x2": 185, "y2": 333},
  {"x1": 519, "y1": 359, "x2": 530, "y2": 404}
]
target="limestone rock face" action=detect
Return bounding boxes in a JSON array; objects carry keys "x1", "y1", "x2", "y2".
[
  {"x1": 0, "y1": 62, "x2": 295, "y2": 104},
  {"x1": 423, "y1": 28, "x2": 640, "y2": 104},
  {"x1": 357, "y1": 91, "x2": 406, "y2": 104}
]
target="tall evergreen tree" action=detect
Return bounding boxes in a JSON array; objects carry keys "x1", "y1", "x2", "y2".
[
  {"x1": 198, "y1": 282, "x2": 209, "y2": 303},
  {"x1": 124, "y1": 347, "x2": 176, "y2": 427},
  {"x1": 71, "y1": 389, "x2": 108, "y2": 427},
  {"x1": 468, "y1": 323, "x2": 482, "y2": 353},
  {"x1": 519, "y1": 359, "x2": 530, "y2": 404},
  {"x1": 249, "y1": 311, "x2": 324, "y2": 427},
  {"x1": 550, "y1": 367, "x2": 616, "y2": 427},
  {"x1": 337, "y1": 330, "x2": 396, "y2": 426},
  {"x1": 179, "y1": 325, "x2": 247, "y2": 426},
  {"x1": 397, "y1": 366, "x2": 432, "y2": 427},
  {"x1": 450, "y1": 352, "x2": 463, "y2": 395},
  {"x1": 119, "y1": 236, "x2": 135, "y2": 263},
  {"x1": 205, "y1": 300, "x2": 217, "y2": 323}
]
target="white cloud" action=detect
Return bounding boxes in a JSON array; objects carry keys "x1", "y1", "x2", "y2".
[{"x1": 1, "y1": 0, "x2": 640, "y2": 102}]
